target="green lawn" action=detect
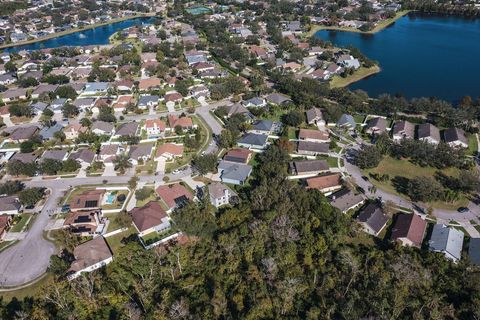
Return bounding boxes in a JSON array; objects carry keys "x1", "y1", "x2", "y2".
[
  {"x1": 105, "y1": 226, "x2": 137, "y2": 254},
  {"x1": 104, "y1": 213, "x2": 125, "y2": 233},
  {"x1": 329, "y1": 66, "x2": 381, "y2": 88},
  {"x1": 364, "y1": 156, "x2": 468, "y2": 209},
  {"x1": 140, "y1": 227, "x2": 177, "y2": 246},
  {"x1": 136, "y1": 187, "x2": 157, "y2": 207},
  {"x1": 468, "y1": 134, "x2": 478, "y2": 155},
  {"x1": 136, "y1": 159, "x2": 157, "y2": 175},
  {"x1": 327, "y1": 156, "x2": 340, "y2": 168},
  {"x1": 10, "y1": 214, "x2": 31, "y2": 232},
  {"x1": 287, "y1": 127, "x2": 297, "y2": 140}
]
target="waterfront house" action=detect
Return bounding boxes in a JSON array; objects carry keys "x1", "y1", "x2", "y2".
[
  {"x1": 336, "y1": 114, "x2": 356, "y2": 129},
  {"x1": 443, "y1": 127, "x2": 468, "y2": 148},
  {"x1": 365, "y1": 117, "x2": 388, "y2": 136},
  {"x1": 392, "y1": 120, "x2": 415, "y2": 142},
  {"x1": 417, "y1": 123, "x2": 441, "y2": 145},
  {"x1": 305, "y1": 108, "x2": 325, "y2": 126}
]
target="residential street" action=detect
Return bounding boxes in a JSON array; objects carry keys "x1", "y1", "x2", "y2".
[{"x1": 0, "y1": 99, "x2": 226, "y2": 287}]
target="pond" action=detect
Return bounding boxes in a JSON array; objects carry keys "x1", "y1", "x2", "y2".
[
  {"x1": 316, "y1": 13, "x2": 480, "y2": 102},
  {"x1": 4, "y1": 17, "x2": 155, "y2": 52}
]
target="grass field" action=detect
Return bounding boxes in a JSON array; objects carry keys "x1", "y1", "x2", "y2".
[
  {"x1": 135, "y1": 187, "x2": 156, "y2": 207},
  {"x1": 10, "y1": 214, "x2": 31, "y2": 232},
  {"x1": 468, "y1": 134, "x2": 478, "y2": 155},
  {"x1": 105, "y1": 226, "x2": 137, "y2": 254},
  {"x1": 0, "y1": 274, "x2": 54, "y2": 302},
  {"x1": 329, "y1": 66, "x2": 381, "y2": 88},
  {"x1": 364, "y1": 156, "x2": 468, "y2": 209}
]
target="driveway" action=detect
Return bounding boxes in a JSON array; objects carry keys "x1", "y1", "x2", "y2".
[
  {"x1": 103, "y1": 165, "x2": 117, "y2": 176},
  {"x1": 156, "y1": 157, "x2": 166, "y2": 174},
  {"x1": 2, "y1": 115, "x2": 14, "y2": 127}
]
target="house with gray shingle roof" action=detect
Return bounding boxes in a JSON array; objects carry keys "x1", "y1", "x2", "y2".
[
  {"x1": 468, "y1": 238, "x2": 480, "y2": 266},
  {"x1": 237, "y1": 133, "x2": 269, "y2": 150},
  {"x1": 429, "y1": 224, "x2": 464, "y2": 263},
  {"x1": 418, "y1": 123, "x2": 440, "y2": 145},
  {"x1": 443, "y1": 127, "x2": 468, "y2": 148},
  {"x1": 114, "y1": 122, "x2": 139, "y2": 138},
  {"x1": 392, "y1": 120, "x2": 415, "y2": 142},
  {"x1": 336, "y1": 114, "x2": 356, "y2": 129},
  {"x1": 357, "y1": 203, "x2": 389, "y2": 236},
  {"x1": 218, "y1": 160, "x2": 252, "y2": 185},
  {"x1": 329, "y1": 188, "x2": 365, "y2": 214}
]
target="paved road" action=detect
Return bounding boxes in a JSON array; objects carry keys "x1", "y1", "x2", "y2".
[
  {"x1": 0, "y1": 187, "x2": 60, "y2": 287},
  {"x1": 343, "y1": 144, "x2": 480, "y2": 237}
]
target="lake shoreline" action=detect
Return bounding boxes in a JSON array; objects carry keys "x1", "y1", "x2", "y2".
[
  {"x1": 329, "y1": 65, "x2": 381, "y2": 88},
  {"x1": 0, "y1": 13, "x2": 156, "y2": 50},
  {"x1": 306, "y1": 10, "x2": 410, "y2": 37}
]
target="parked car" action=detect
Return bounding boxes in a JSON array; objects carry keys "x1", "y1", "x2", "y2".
[{"x1": 457, "y1": 207, "x2": 469, "y2": 213}]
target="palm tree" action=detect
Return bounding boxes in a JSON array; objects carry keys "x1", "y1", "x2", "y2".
[{"x1": 113, "y1": 154, "x2": 132, "y2": 174}]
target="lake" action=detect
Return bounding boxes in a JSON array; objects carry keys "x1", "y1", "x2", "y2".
[
  {"x1": 4, "y1": 17, "x2": 154, "y2": 52},
  {"x1": 316, "y1": 13, "x2": 480, "y2": 102}
]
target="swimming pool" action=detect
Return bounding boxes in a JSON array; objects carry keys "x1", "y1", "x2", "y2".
[{"x1": 105, "y1": 193, "x2": 115, "y2": 204}]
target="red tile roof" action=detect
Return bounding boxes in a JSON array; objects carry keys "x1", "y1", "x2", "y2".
[{"x1": 156, "y1": 183, "x2": 193, "y2": 209}]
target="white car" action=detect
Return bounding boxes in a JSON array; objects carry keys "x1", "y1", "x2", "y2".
[{"x1": 172, "y1": 169, "x2": 180, "y2": 174}]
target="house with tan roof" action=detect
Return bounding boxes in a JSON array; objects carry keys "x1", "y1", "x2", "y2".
[
  {"x1": 305, "y1": 173, "x2": 342, "y2": 195},
  {"x1": 155, "y1": 143, "x2": 184, "y2": 161},
  {"x1": 144, "y1": 119, "x2": 166, "y2": 137},
  {"x1": 131, "y1": 201, "x2": 170, "y2": 237},
  {"x1": 298, "y1": 128, "x2": 330, "y2": 143},
  {"x1": 139, "y1": 77, "x2": 162, "y2": 91},
  {"x1": 168, "y1": 115, "x2": 195, "y2": 131},
  {"x1": 67, "y1": 236, "x2": 113, "y2": 280},
  {"x1": 156, "y1": 183, "x2": 194, "y2": 212},
  {"x1": 64, "y1": 123, "x2": 88, "y2": 140},
  {"x1": 112, "y1": 95, "x2": 134, "y2": 112},
  {"x1": 164, "y1": 91, "x2": 183, "y2": 109}
]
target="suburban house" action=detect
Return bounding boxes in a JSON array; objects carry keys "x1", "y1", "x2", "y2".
[
  {"x1": 418, "y1": 123, "x2": 441, "y2": 145},
  {"x1": 443, "y1": 127, "x2": 468, "y2": 148},
  {"x1": 91, "y1": 121, "x2": 115, "y2": 136},
  {"x1": 83, "y1": 82, "x2": 109, "y2": 95},
  {"x1": 237, "y1": 133, "x2": 269, "y2": 150},
  {"x1": 0, "y1": 215, "x2": 12, "y2": 240},
  {"x1": 356, "y1": 203, "x2": 389, "y2": 236},
  {"x1": 223, "y1": 148, "x2": 252, "y2": 164},
  {"x1": 69, "y1": 189, "x2": 105, "y2": 212},
  {"x1": 2, "y1": 88, "x2": 28, "y2": 103},
  {"x1": 98, "y1": 144, "x2": 122, "y2": 164},
  {"x1": 156, "y1": 183, "x2": 193, "y2": 212},
  {"x1": 64, "y1": 123, "x2": 88, "y2": 140},
  {"x1": 9, "y1": 126, "x2": 39, "y2": 143},
  {"x1": 128, "y1": 144, "x2": 154, "y2": 165},
  {"x1": 222, "y1": 103, "x2": 253, "y2": 120},
  {"x1": 365, "y1": 117, "x2": 388, "y2": 136},
  {"x1": 468, "y1": 238, "x2": 480, "y2": 266},
  {"x1": 168, "y1": 115, "x2": 195, "y2": 131},
  {"x1": 249, "y1": 120, "x2": 280, "y2": 135},
  {"x1": 0, "y1": 196, "x2": 21, "y2": 215},
  {"x1": 289, "y1": 159, "x2": 329, "y2": 176},
  {"x1": 296, "y1": 141, "x2": 329, "y2": 156},
  {"x1": 138, "y1": 95, "x2": 159, "y2": 109},
  {"x1": 67, "y1": 236, "x2": 113, "y2": 280},
  {"x1": 41, "y1": 149, "x2": 69, "y2": 162},
  {"x1": 131, "y1": 201, "x2": 171, "y2": 237},
  {"x1": 243, "y1": 97, "x2": 267, "y2": 108},
  {"x1": 144, "y1": 119, "x2": 166, "y2": 137},
  {"x1": 329, "y1": 188, "x2": 365, "y2": 214},
  {"x1": 429, "y1": 224, "x2": 464, "y2": 262},
  {"x1": 10, "y1": 152, "x2": 38, "y2": 164},
  {"x1": 139, "y1": 78, "x2": 162, "y2": 91},
  {"x1": 155, "y1": 143, "x2": 184, "y2": 161},
  {"x1": 114, "y1": 122, "x2": 139, "y2": 138},
  {"x1": 305, "y1": 173, "x2": 342, "y2": 194},
  {"x1": 305, "y1": 107, "x2": 325, "y2": 126},
  {"x1": 392, "y1": 120, "x2": 415, "y2": 142},
  {"x1": 265, "y1": 93, "x2": 292, "y2": 106},
  {"x1": 390, "y1": 213, "x2": 427, "y2": 248},
  {"x1": 164, "y1": 91, "x2": 183, "y2": 109},
  {"x1": 337, "y1": 114, "x2": 356, "y2": 130},
  {"x1": 207, "y1": 182, "x2": 237, "y2": 208},
  {"x1": 69, "y1": 148, "x2": 95, "y2": 166},
  {"x1": 63, "y1": 210, "x2": 103, "y2": 237},
  {"x1": 218, "y1": 160, "x2": 252, "y2": 185},
  {"x1": 298, "y1": 128, "x2": 330, "y2": 143}
]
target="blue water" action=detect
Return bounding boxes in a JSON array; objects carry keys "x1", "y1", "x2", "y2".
[
  {"x1": 4, "y1": 17, "x2": 154, "y2": 52},
  {"x1": 106, "y1": 193, "x2": 115, "y2": 204},
  {"x1": 316, "y1": 13, "x2": 480, "y2": 102}
]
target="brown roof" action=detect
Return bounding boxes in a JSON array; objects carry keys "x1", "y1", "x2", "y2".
[
  {"x1": 168, "y1": 115, "x2": 193, "y2": 129},
  {"x1": 145, "y1": 119, "x2": 166, "y2": 130},
  {"x1": 131, "y1": 201, "x2": 168, "y2": 232},
  {"x1": 165, "y1": 92, "x2": 183, "y2": 102},
  {"x1": 70, "y1": 189, "x2": 105, "y2": 210},
  {"x1": 139, "y1": 77, "x2": 161, "y2": 90},
  {"x1": 306, "y1": 173, "x2": 342, "y2": 191},
  {"x1": 223, "y1": 148, "x2": 252, "y2": 163},
  {"x1": 298, "y1": 128, "x2": 329, "y2": 141},
  {"x1": 69, "y1": 236, "x2": 112, "y2": 272},
  {"x1": 391, "y1": 214, "x2": 427, "y2": 247},
  {"x1": 156, "y1": 143, "x2": 184, "y2": 158},
  {"x1": 10, "y1": 126, "x2": 38, "y2": 141},
  {"x1": 156, "y1": 183, "x2": 193, "y2": 209}
]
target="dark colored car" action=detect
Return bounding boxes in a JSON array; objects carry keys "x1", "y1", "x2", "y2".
[
  {"x1": 61, "y1": 205, "x2": 70, "y2": 213},
  {"x1": 457, "y1": 207, "x2": 469, "y2": 213},
  {"x1": 361, "y1": 175, "x2": 369, "y2": 181}
]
